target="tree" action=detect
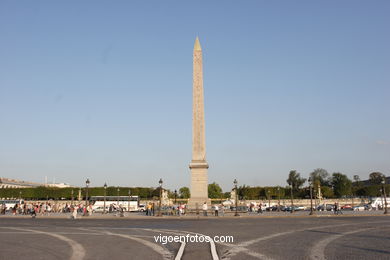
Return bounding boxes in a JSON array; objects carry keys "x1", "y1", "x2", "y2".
[
  {"x1": 369, "y1": 172, "x2": 385, "y2": 185},
  {"x1": 179, "y1": 187, "x2": 190, "y2": 199},
  {"x1": 208, "y1": 182, "x2": 223, "y2": 199},
  {"x1": 310, "y1": 168, "x2": 331, "y2": 187},
  {"x1": 331, "y1": 172, "x2": 352, "y2": 197},
  {"x1": 286, "y1": 170, "x2": 306, "y2": 191}
]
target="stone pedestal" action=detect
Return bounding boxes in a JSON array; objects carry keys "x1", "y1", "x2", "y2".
[{"x1": 188, "y1": 160, "x2": 209, "y2": 209}]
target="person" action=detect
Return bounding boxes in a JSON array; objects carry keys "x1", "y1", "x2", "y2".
[
  {"x1": 258, "y1": 203, "x2": 263, "y2": 214},
  {"x1": 202, "y1": 202, "x2": 208, "y2": 216},
  {"x1": 219, "y1": 204, "x2": 225, "y2": 216},
  {"x1": 30, "y1": 205, "x2": 36, "y2": 218},
  {"x1": 72, "y1": 206, "x2": 78, "y2": 219},
  {"x1": 146, "y1": 203, "x2": 152, "y2": 216},
  {"x1": 334, "y1": 202, "x2": 337, "y2": 215},
  {"x1": 214, "y1": 204, "x2": 219, "y2": 216}
]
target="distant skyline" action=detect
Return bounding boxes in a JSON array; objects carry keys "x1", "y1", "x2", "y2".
[{"x1": 1, "y1": 1, "x2": 389, "y2": 191}]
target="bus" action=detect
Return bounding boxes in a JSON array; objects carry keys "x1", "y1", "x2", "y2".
[
  {"x1": 89, "y1": 196, "x2": 139, "y2": 212},
  {"x1": 0, "y1": 199, "x2": 25, "y2": 211}
]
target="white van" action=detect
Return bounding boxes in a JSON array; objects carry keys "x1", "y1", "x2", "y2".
[{"x1": 370, "y1": 197, "x2": 390, "y2": 210}]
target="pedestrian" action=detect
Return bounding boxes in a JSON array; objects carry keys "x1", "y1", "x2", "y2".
[
  {"x1": 202, "y1": 202, "x2": 208, "y2": 216},
  {"x1": 214, "y1": 204, "x2": 219, "y2": 216},
  {"x1": 72, "y1": 206, "x2": 78, "y2": 219},
  {"x1": 258, "y1": 203, "x2": 263, "y2": 214}
]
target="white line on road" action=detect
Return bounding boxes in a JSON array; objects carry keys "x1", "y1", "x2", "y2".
[
  {"x1": 174, "y1": 241, "x2": 186, "y2": 260},
  {"x1": 309, "y1": 228, "x2": 373, "y2": 260},
  {"x1": 222, "y1": 220, "x2": 390, "y2": 260},
  {"x1": 6, "y1": 227, "x2": 86, "y2": 260},
  {"x1": 79, "y1": 228, "x2": 173, "y2": 260}
]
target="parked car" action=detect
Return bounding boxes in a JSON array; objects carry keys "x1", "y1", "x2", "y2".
[
  {"x1": 341, "y1": 204, "x2": 353, "y2": 210},
  {"x1": 353, "y1": 205, "x2": 365, "y2": 211},
  {"x1": 92, "y1": 206, "x2": 109, "y2": 213},
  {"x1": 138, "y1": 204, "x2": 146, "y2": 212}
]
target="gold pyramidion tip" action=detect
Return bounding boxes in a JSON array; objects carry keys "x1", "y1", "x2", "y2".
[{"x1": 194, "y1": 36, "x2": 202, "y2": 51}]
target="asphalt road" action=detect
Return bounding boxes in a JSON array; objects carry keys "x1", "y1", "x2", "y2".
[{"x1": 0, "y1": 215, "x2": 389, "y2": 260}]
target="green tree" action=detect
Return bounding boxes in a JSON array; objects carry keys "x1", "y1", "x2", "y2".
[
  {"x1": 310, "y1": 168, "x2": 331, "y2": 187},
  {"x1": 369, "y1": 172, "x2": 385, "y2": 185},
  {"x1": 179, "y1": 187, "x2": 190, "y2": 199},
  {"x1": 286, "y1": 170, "x2": 306, "y2": 191},
  {"x1": 331, "y1": 172, "x2": 352, "y2": 197},
  {"x1": 208, "y1": 182, "x2": 223, "y2": 199}
]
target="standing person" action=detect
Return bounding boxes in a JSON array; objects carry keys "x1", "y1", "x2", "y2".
[
  {"x1": 202, "y1": 202, "x2": 208, "y2": 216},
  {"x1": 258, "y1": 203, "x2": 263, "y2": 214},
  {"x1": 334, "y1": 202, "x2": 338, "y2": 215},
  {"x1": 214, "y1": 204, "x2": 219, "y2": 217},
  {"x1": 72, "y1": 206, "x2": 78, "y2": 219}
]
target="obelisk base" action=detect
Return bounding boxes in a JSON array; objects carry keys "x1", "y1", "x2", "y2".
[{"x1": 188, "y1": 160, "x2": 209, "y2": 209}]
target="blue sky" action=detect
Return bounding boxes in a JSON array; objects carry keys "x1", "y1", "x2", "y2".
[{"x1": 1, "y1": 1, "x2": 389, "y2": 191}]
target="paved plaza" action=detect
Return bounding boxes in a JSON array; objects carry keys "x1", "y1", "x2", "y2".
[{"x1": 0, "y1": 213, "x2": 389, "y2": 260}]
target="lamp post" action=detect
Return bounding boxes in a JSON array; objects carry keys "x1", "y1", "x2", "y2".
[
  {"x1": 117, "y1": 187, "x2": 120, "y2": 208},
  {"x1": 234, "y1": 179, "x2": 239, "y2": 216},
  {"x1": 71, "y1": 189, "x2": 74, "y2": 206},
  {"x1": 103, "y1": 183, "x2": 107, "y2": 214},
  {"x1": 382, "y1": 177, "x2": 388, "y2": 215},
  {"x1": 158, "y1": 178, "x2": 163, "y2": 217},
  {"x1": 174, "y1": 189, "x2": 177, "y2": 204},
  {"x1": 268, "y1": 190, "x2": 271, "y2": 210},
  {"x1": 277, "y1": 187, "x2": 281, "y2": 212},
  {"x1": 309, "y1": 178, "x2": 314, "y2": 215},
  {"x1": 19, "y1": 190, "x2": 22, "y2": 200},
  {"x1": 84, "y1": 178, "x2": 90, "y2": 216},
  {"x1": 290, "y1": 183, "x2": 294, "y2": 213},
  {"x1": 128, "y1": 189, "x2": 131, "y2": 212}
]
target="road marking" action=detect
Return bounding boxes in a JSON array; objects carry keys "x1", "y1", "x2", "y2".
[
  {"x1": 309, "y1": 228, "x2": 373, "y2": 260},
  {"x1": 174, "y1": 241, "x2": 186, "y2": 260},
  {"x1": 222, "y1": 221, "x2": 390, "y2": 260},
  {"x1": 79, "y1": 228, "x2": 173, "y2": 260},
  {"x1": 5, "y1": 227, "x2": 86, "y2": 260}
]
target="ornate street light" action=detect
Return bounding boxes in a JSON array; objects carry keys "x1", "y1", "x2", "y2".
[
  {"x1": 117, "y1": 187, "x2": 120, "y2": 208},
  {"x1": 268, "y1": 190, "x2": 271, "y2": 210},
  {"x1": 234, "y1": 179, "x2": 239, "y2": 216},
  {"x1": 84, "y1": 178, "x2": 90, "y2": 216},
  {"x1": 158, "y1": 178, "x2": 163, "y2": 217},
  {"x1": 71, "y1": 189, "x2": 74, "y2": 206},
  {"x1": 128, "y1": 189, "x2": 131, "y2": 212},
  {"x1": 382, "y1": 177, "x2": 388, "y2": 215},
  {"x1": 290, "y1": 183, "x2": 294, "y2": 213},
  {"x1": 103, "y1": 183, "x2": 107, "y2": 214},
  {"x1": 309, "y1": 177, "x2": 314, "y2": 215}
]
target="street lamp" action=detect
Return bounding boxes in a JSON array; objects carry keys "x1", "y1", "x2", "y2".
[
  {"x1": 268, "y1": 190, "x2": 271, "y2": 210},
  {"x1": 277, "y1": 187, "x2": 281, "y2": 212},
  {"x1": 84, "y1": 178, "x2": 90, "y2": 216},
  {"x1": 174, "y1": 189, "x2": 177, "y2": 204},
  {"x1": 128, "y1": 189, "x2": 131, "y2": 212},
  {"x1": 71, "y1": 189, "x2": 74, "y2": 206},
  {"x1": 117, "y1": 187, "x2": 120, "y2": 208},
  {"x1": 290, "y1": 183, "x2": 294, "y2": 213},
  {"x1": 234, "y1": 179, "x2": 239, "y2": 216},
  {"x1": 158, "y1": 178, "x2": 163, "y2": 217},
  {"x1": 382, "y1": 177, "x2": 388, "y2": 215},
  {"x1": 309, "y1": 178, "x2": 314, "y2": 215},
  {"x1": 19, "y1": 190, "x2": 22, "y2": 200},
  {"x1": 103, "y1": 183, "x2": 107, "y2": 214}
]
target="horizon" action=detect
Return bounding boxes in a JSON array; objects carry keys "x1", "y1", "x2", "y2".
[{"x1": 1, "y1": 1, "x2": 389, "y2": 192}]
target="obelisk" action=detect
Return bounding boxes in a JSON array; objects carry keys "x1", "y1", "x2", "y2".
[{"x1": 189, "y1": 37, "x2": 209, "y2": 209}]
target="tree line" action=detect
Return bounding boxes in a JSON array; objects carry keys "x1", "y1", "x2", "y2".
[{"x1": 1, "y1": 170, "x2": 388, "y2": 200}]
